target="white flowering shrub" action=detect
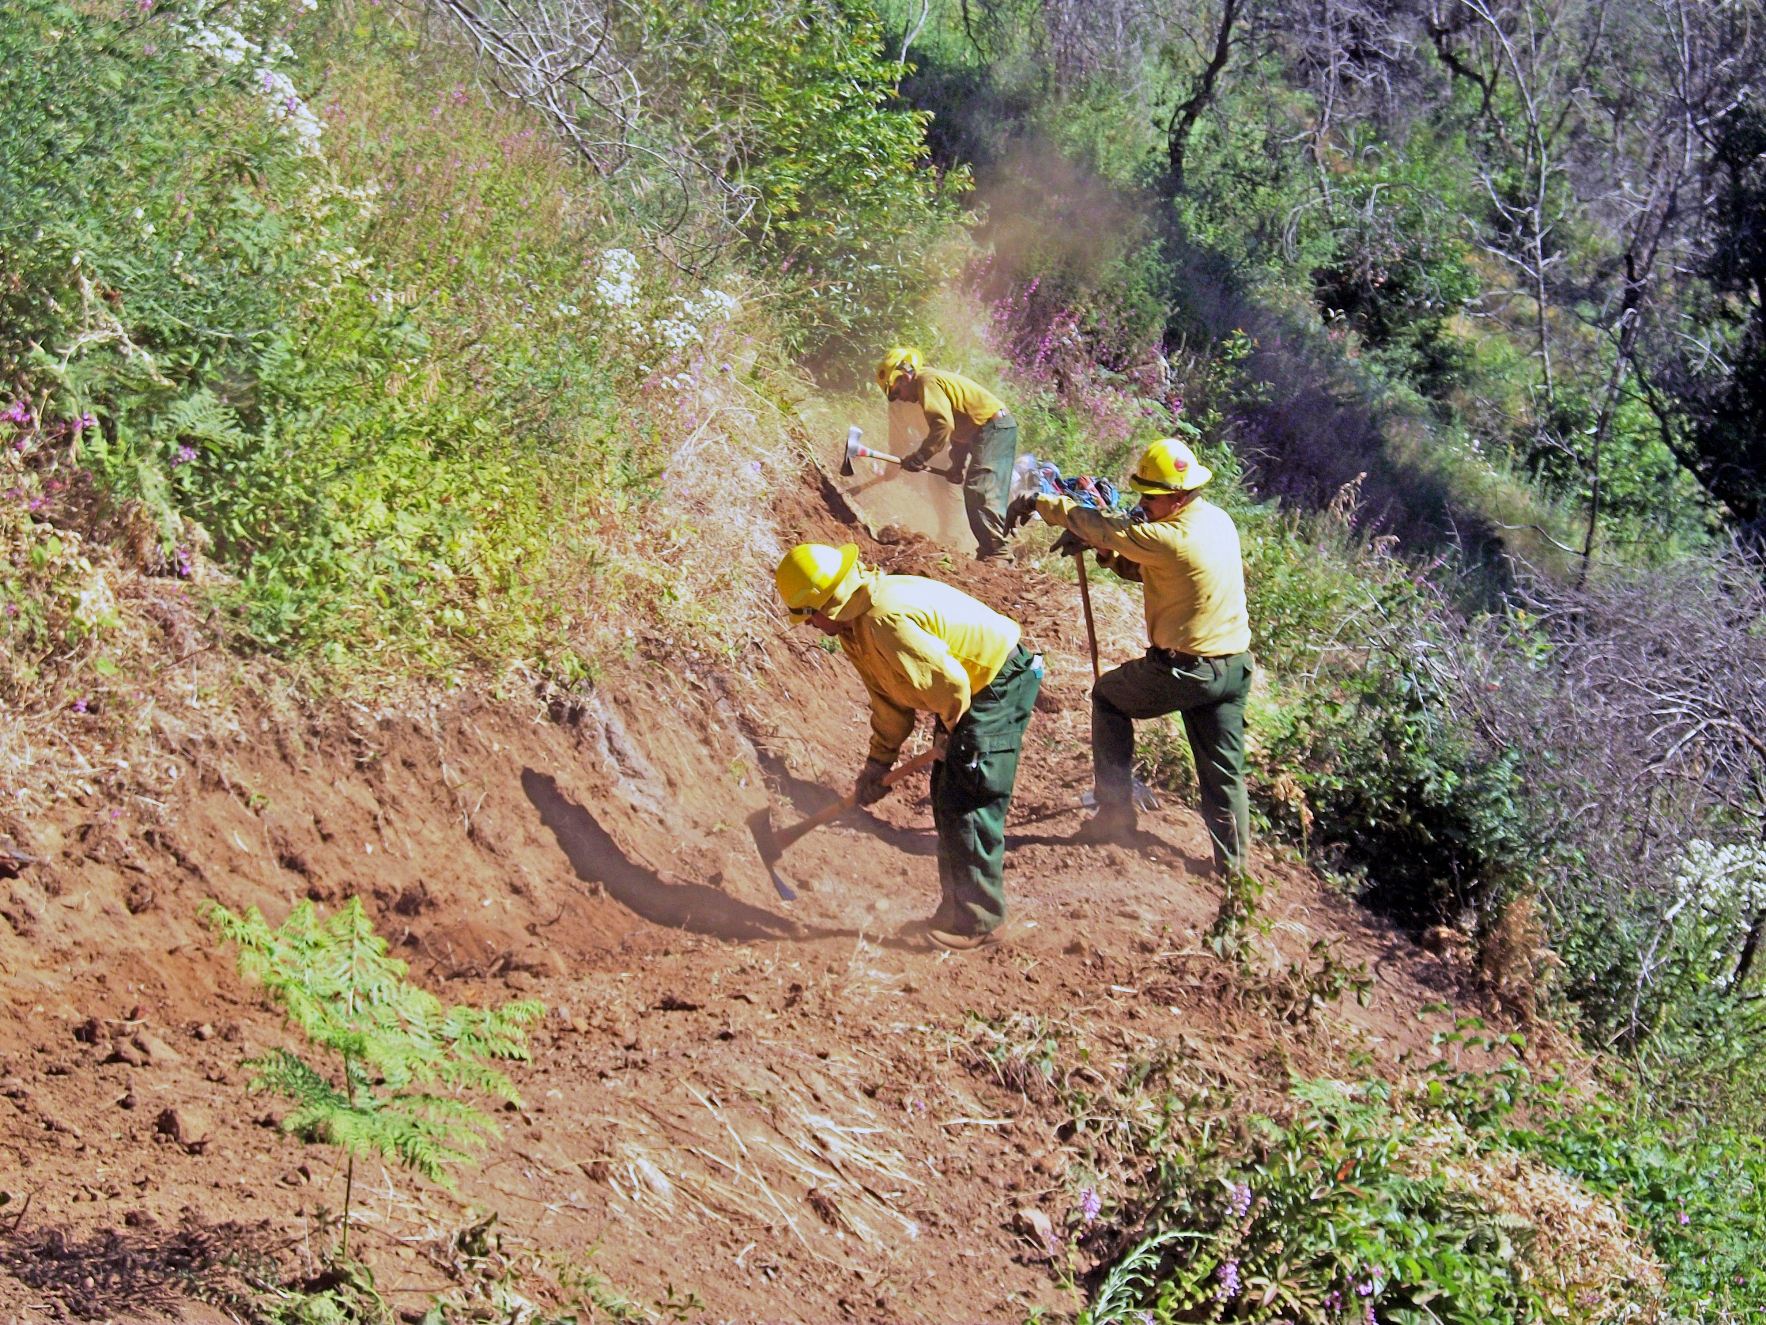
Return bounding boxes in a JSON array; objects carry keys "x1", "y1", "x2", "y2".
[{"x1": 1672, "y1": 840, "x2": 1766, "y2": 923}]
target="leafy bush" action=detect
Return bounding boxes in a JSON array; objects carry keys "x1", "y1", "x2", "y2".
[
  {"x1": 1310, "y1": 146, "x2": 1481, "y2": 400},
  {"x1": 1080, "y1": 1077, "x2": 1662, "y2": 1325},
  {"x1": 1505, "y1": 1090, "x2": 1766, "y2": 1320},
  {"x1": 431, "y1": 0, "x2": 969, "y2": 372},
  {"x1": 1, "y1": 0, "x2": 965, "y2": 676}
]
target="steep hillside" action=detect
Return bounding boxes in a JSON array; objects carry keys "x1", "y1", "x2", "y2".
[{"x1": 0, "y1": 470, "x2": 1525, "y2": 1322}]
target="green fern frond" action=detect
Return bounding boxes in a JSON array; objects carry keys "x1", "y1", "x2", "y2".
[
  {"x1": 159, "y1": 388, "x2": 248, "y2": 450},
  {"x1": 246, "y1": 1047, "x2": 349, "y2": 1111},
  {"x1": 204, "y1": 895, "x2": 543, "y2": 1193}
]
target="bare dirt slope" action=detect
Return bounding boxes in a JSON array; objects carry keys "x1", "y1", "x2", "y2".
[{"x1": 0, "y1": 471, "x2": 1482, "y2": 1323}]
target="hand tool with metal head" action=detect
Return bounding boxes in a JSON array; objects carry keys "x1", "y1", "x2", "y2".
[
  {"x1": 747, "y1": 748, "x2": 937, "y2": 900},
  {"x1": 1073, "y1": 548, "x2": 1101, "y2": 682},
  {"x1": 839, "y1": 424, "x2": 903, "y2": 477}
]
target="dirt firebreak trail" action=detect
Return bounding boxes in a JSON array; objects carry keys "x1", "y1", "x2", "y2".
[{"x1": 0, "y1": 466, "x2": 1492, "y2": 1323}]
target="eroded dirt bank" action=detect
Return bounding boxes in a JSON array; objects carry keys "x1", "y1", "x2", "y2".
[{"x1": 0, "y1": 476, "x2": 1486, "y2": 1323}]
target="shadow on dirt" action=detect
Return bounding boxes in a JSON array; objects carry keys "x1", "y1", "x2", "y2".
[
  {"x1": 522, "y1": 770, "x2": 817, "y2": 942},
  {"x1": 746, "y1": 743, "x2": 938, "y2": 858},
  {"x1": 1, "y1": 1215, "x2": 285, "y2": 1320}
]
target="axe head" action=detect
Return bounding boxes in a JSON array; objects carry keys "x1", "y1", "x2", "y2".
[
  {"x1": 840, "y1": 424, "x2": 864, "y2": 477},
  {"x1": 746, "y1": 807, "x2": 797, "y2": 901}
]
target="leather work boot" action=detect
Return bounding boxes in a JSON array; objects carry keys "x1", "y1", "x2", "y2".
[
  {"x1": 1074, "y1": 804, "x2": 1136, "y2": 844},
  {"x1": 922, "y1": 897, "x2": 962, "y2": 933},
  {"x1": 928, "y1": 917, "x2": 1026, "y2": 951}
]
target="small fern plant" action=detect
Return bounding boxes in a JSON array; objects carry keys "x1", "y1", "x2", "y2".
[{"x1": 203, "y1": 896, "x2": 544, "y2": 1259}]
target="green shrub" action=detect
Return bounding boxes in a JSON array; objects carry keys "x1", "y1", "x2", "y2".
[
  {"x1": 1232, "y1": 508, "x2": 1534, "y2": 927},
  {"x1": 1084, "y1": 1080, "x2": 1537, "y2": 1325},
  {"x1": 1506, "y1": 1093, "x2": 1766, "y2": 1320}
]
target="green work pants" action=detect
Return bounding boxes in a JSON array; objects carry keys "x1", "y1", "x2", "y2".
[
  {"x1": 963, "y1": 412, "x2": 1018, "y2": 558},
  {"x1": 930, "y1": 647, "x2": 1042, "y2": 934},
  {"x1": 1093, "y1": 650, "x2": 1253, "y2": 875}
]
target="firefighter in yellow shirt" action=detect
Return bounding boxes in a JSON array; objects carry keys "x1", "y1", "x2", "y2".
[
  {"x1": 1027, "y1": 437, "x2": 1253, "y2": 876},
  {"x1": 775, "y1": 543, "x2": 1042, "y2": 948},
  {"x1": 876, "y1": 347, "x2": 1017, "y2": 561}
]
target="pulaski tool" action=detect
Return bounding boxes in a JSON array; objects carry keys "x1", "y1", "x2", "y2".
[
  {"x1": 747, "y1": 747, "x2": 937, "y2": 901},
  {"x1": 839, "y1": 424, "x2": 903, "y2": 477}
]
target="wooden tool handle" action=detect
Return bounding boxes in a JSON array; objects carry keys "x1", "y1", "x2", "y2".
[
  {"x1": 1074, "y1": 549, "x2": 1101, "y2": 682},
  {"x1": 773, "y1": 748, "x2": 937, "y2": 853}
]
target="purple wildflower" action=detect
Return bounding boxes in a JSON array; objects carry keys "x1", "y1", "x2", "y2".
[
  {"x1": 1358, "y1": 1280, "x2": 1375, "y2": 1296},
  {"x1": 2, "y1": 400, "x2": 29, "y2": 424},
  {"x1": 4, "y1": 603, "x2": 17, "y2": 616},
  {"x1": 71, "y1": 699, "x2": 89, "y2": 714},
  {"x1": 1228, "y1": 1182, "x2": 1253, "y2": 1219},
  {"x1": 1678, "y1": 1210, "x2": 1691, "y2": 1226},
  {"x1": 173, "y1": 445, "x2": 196, "y2": 466},
  {"x1": 174, "y1": 547, "x2": 192, "y2": 578},
  {"x1": 1324, "y1": 1290, "x2": 1343, "y2": 1311},
  {"x1": 1078, "y1": 1189, "x2": 1101, "y2": 1223},
  {"x1": 1215, "y1": 1259, "x2": 1240, "y2": 1302}
]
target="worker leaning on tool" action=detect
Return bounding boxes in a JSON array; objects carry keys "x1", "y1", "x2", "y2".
[
  {"x1": 775, "y1": 542, "x2": 1042, "y2": 949},
  {"x1": 1031, "y1": 437, "x2": 1253, "y2": 877},
  {"x1": 876, "y1": 347, "x2": 1017, "y2": 562}
]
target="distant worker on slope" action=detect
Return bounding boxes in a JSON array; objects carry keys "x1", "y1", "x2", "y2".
[
  {"x1": 775, "y1": 542, "x2": 1041, "y2": 949},
  {"x1": 1018, "y1": 436, "x2": 1253, "y2": 877},
  {"x1": 876, "y1": 347, "x2": 1017, "y2": 561}
]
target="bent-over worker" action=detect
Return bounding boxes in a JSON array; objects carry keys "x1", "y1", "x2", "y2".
[
  {"x1": 1031, "y1": 437, "x2": 1253, "y2": 876},
  {"x1": 876, "y1": 347, "x2": 1017, "y2": 561},
  {"x1": 775, "y1": 542, "x2": 1041, "y2": 948}
]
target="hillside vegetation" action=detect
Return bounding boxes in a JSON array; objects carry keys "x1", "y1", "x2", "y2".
[{"x1": 3, "y1": 0, "x2": 1766, "y2": 1320}]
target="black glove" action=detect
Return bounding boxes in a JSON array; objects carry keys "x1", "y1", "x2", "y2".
[
  {"x1": 854, "y1": 758, "x2": 892, "y2": 806},
  {"x1": 899, "y1": 450, "x2": 930, "y2": 473},
  {"x1": 1005, "y1": 492, "x2": 1039, "y2": 532},
  {"x1": 1052, "y1": 528, "x2": 1088, "y2": 556}
]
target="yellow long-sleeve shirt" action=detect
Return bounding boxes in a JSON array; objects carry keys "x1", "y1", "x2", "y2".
[
  {"x1": 822, "y1": 568, "x2": 1021, "y2": 763},
  {"x1": 892, "y1": 368, "x2": 1006, "y2": 459},
  {"x1": 1037, "y1": 494, "x2": 1251, "y2": 658}
]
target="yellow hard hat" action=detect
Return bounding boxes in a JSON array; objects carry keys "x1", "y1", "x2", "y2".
[
  {"x1": 775, "y1": 542, "x2": 860, "y2": 619},
  {"x1": 1129, "y1": 437, "x2": 1213, "y2": 495},
  {"x1": 875, "y1": 346, "x2": 922, "y2": 393}
]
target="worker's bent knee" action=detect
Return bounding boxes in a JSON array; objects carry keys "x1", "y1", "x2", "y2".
[
  {"x1": 1090, "y1": 682, "x2": 1130, "y2": 718},
  {"x1": 1092, "y1": 659, "x2": 1172, "y2": 720}
]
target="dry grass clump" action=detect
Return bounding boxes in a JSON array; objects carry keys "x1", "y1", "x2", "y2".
[
  {"x1": 1411, "y1": 1118, "x2": 1665, "y2": 1322},
  {"x1": 0, "y1": 490, "x2": 286, "y2": 821}
]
